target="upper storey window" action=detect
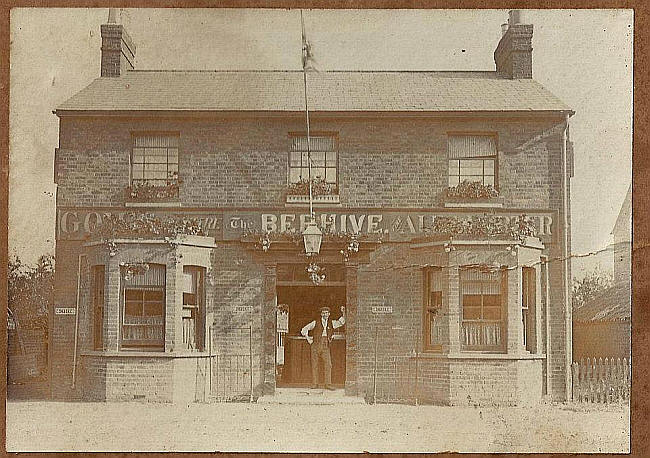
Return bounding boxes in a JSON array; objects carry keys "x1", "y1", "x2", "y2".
[
  {"x1": 448, "y1": 135, "x2": 497, "y2": 188},
  {"x1": 288, "y1": 134, "x2": 338, "y2": 194},
  {"x1": 131, "y1": 134, "x2": 179, "y2": 186}
]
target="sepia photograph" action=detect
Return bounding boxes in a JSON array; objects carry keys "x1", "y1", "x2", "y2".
[{"x1": 7, "y1": 7, "x2": 632, "y2": 453}]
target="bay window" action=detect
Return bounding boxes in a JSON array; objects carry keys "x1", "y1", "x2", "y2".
[
  {"x1": 424, "y1": 268, "x2": 444, "y2": 350},
  {"x1": 121, "y1": 264, "x2": 165, "y2": 350},
  {"x1": 460, "y1": 268, "x2": 504, "y2": 351}
]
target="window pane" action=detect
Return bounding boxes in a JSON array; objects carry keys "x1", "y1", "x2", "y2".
[
  {"x1": 463, "y1": 306, "x2": 481, "y2": 320},
  {"x1": 326, "y1": 151, "x2": 337, "y2": 163},
  {"x1": 132, "y1": 164, "x2": 144, "y2": 179},
  {"x1": 290, "y1": 152, "x2": 301, "y2": 166},
  {"x1": 145, "y1": 290, "x2": 164, "y2": 301},
  {"x1": 289, "y1": 169, "x2": 302, "y2": 183},
  {"x1": 448, "y1": 176, "x2": 460, "y2": 187},
  {"x1": 484, "y1": 159, "x2": 495, "y2": 174},
  {"x1": 167, "y1": 148, "x2": 178, "y2": 160},
  {"x1": 484, "y1": 175, "x2": 495, "y2": 186},
  {"x1": 483, "y1": 306, "x2": 501, "y2": 320},
  {"x1": 125, "y1": 289, "x2": 143, "y2": 301},
  {"x1": 312, "y1": 168, "x2": 326, "y2": 180},
  {"x1": 311, "y1": 152, "x2": 325, "y2": 166},
  {"x1": 448, "y1": 159, "x2": 460, "y2": 175},
  {"x1": 325, "y1": 168, "x2": 336, "y2": 183},
  {"x1": 302, "y1": 152, "x2": 310, "y2": 166},
  {"x1": 460, "y1": 160, "x2": 483, "y2": 175},
  {"x1": 463, "y1": 295, "x2": 481, "y2": 307},
  {"x1": 132, "y1": 148, "x2": 145, "y2": 163},
  {"x1": 125, "y1": 301, "x2": 142, "y2": 317},
  {"x1": 143, "y1": 302, "x2": 163, "y2": 317}
]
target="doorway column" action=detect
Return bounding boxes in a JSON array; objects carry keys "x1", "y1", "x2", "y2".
[
  {"x1": 262, "y1": 263, "x2": 277, "y2": 394},
  {"x1": 345, "y1": 262, "x2": 359, "y2": 395}
]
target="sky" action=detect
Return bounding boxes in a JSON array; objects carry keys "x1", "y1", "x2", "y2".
[{"x1": 9, "y1": 8, "x2": 633, "y2": 277}]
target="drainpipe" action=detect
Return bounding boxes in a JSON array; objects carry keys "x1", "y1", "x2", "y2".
[
  {"x1": 71, "y1": 254, "x2": 85, "y2": 389},
  {"x1": 561, "y1": 113, "x2": 572, "y2": 400}
]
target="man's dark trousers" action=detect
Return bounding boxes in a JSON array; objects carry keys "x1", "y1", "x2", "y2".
[{"x1": 311, "y1": 338, "x2": 332, "y2": 386}]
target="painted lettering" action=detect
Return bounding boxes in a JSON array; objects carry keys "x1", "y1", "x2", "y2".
[
  {"x1": 261, "y1": 214, "x2": 277, "y2": 232},
  {"x1": 299, "y1": 214, "x2": 311, "y2": 233},
  {"x1": 349, "y1": 215, "x2": 366, "y2": 233},
  {"x1": 60, "y1": 212, "x2": 80, "y2": 234},
  {"x1": 368, "y1": 214, "x2": 383, "y2": 233},
  {"x1": 320, "y1": 214, "x2": 337, "y2": 233},
  {"x1": 83, "y1": 212, "x2": 102, "y2": 234},
  {"x1": 280, "y1": 214, "x2": 296, "y2": 232}
]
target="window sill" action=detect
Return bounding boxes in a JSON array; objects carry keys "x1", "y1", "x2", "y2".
[
  {"x1": 443, "y1": 196, "x2": 504, "y2": 208},
  {"x1": 125, "y1": 201, "x2": 182, "y2": 208},
  {"x1": 80, "y1": 350, "x2": 211, "y2": 358},
  {"x1": 286, "y1": 194, "x2": 341, "y2": 206}
]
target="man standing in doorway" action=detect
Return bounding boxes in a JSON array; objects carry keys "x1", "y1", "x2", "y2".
[{"x1": 301, "y1": 306, "x2": 345, "y2": 390}]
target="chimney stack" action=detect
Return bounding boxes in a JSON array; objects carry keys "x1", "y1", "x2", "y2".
[
  {"x1": 100, "y1": 8, "x2": 136, "y2": 77},
  {"x1": 494, "y1": 10, "x2": 533, "y2": 79}
]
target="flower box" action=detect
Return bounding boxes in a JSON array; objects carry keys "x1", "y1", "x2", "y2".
[
  {"x1": 125, "y1": 180, "x2": 181, "y2": 205},
  {"x1": 286, "y1": 194, "x2": 340, "y2": 205},
  {"x1": 443, "y1": 196, "x2": 505, "y2": 208}
]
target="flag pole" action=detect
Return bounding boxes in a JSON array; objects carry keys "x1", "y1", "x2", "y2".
[{"x1": 301, "y1": 10, "x2": 314, "y2": 222}]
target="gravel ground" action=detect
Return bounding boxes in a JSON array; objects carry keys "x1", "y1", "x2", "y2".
[{"x1": 6, "y1": 400, "x2": 629, "y2": 453}]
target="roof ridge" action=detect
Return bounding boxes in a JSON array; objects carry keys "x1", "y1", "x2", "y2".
[{"x1": 126, "y1": 69, "x2": 499, "y2": 74}]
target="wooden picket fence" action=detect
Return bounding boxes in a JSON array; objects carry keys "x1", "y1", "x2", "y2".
[{"x1": 571, "y1": 357, "x2": 630, "y2": 403}]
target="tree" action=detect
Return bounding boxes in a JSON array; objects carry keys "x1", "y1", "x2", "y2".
[
  {"x1": 572, "y1": 267, "x2": 613, "y2": 310},
  {"x1": 8, "y1": 254, "x2": 54, "y2": 330}
]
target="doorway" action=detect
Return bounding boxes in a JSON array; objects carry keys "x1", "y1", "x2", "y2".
[{"x1": 276, "y1": 284, "x2": 346, "y2": 387}]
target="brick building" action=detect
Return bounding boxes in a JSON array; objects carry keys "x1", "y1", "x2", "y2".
[{"x1": 51, "y1": 10, "x2": 574, "y2": 405}]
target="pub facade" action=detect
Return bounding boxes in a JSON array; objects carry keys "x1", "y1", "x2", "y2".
[{"x1": 50, "y1": 10, "x2": 574, "y2": 405}]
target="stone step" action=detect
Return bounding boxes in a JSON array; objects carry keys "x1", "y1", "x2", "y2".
[{"x1": 257, "y1": 387, "x2": 366, "y2": 405}]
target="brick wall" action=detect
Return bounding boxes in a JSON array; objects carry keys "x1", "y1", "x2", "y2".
[
  {"x1": 54, "y1": 112, "x2": 571, "y2": 402},
  {"x1": 56, "y1": 115, "x2": 566, "y2": 210}
]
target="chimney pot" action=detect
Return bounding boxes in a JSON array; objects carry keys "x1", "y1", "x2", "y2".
[
  {"x1": 100, "y1": 8, "x2": 136, "y2": 77},
  {"x1": 495, "y1": 11, "x2": 533, "y2": 78}
]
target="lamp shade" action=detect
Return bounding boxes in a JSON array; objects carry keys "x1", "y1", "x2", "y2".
[{"x1": 302, "y1": 220, "x2": 323, "y2": 256}]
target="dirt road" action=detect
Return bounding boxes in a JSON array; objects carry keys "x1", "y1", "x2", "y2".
[{"x1": 6, "y1": 400, "x2": 629, "y2": 453}]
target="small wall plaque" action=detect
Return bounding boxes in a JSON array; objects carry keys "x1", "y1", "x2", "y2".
[
  {"x1": 371, "y1": 306, "x2": 393, "y2": 314},
  {"x1": 55, "y1": 307, "x2": 76, "y2": 315}
]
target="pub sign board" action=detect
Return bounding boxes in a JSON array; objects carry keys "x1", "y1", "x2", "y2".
[{"x1": 57, "y1": 208, "x2": 556, "y2": 243}]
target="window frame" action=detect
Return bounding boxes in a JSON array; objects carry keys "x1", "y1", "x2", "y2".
[
  {"x1": 522, "y1": 266, "x2": 536, "y2": 353},
  {"x1": 459, "y1": 268, "x2": 505, "y2": 352},
  {"x1": 92, "y1": 265, "x2": 105, "y2": 351},
  {"x1": 447, "y1": 133, "x2": 499, "y2": 190},
  {"x1": 182, "y1": 266, "x2": 206, "y2": 351},
  {"x1": 130, "y1": 132, "x2": 180, "y2": 187},
  {"x1": 119, "y1": 263, "x2": 166, "y2": 351},
  {"x1": 423, "y1": 267, "x2": 444, "y2": 352},
  {"x1": 287, "y1": 132, "x2": 339, "y2": 193}
]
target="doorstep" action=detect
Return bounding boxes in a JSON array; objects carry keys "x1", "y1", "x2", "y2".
[{"x1": 257, "y1": 387, "x2": 366, "y2": 405}]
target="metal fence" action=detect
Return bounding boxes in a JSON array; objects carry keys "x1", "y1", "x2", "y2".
[
  {"x1": 204, "y1": 326, "x2": 257, "y2": 402},
  {"x1": 571, "y1": 357, "x2": 630, "y2": 403},
  {"x1": 370, "y1": 326, "x2": 422, "y2": 405}
]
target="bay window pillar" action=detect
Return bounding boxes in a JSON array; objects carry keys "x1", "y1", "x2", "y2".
[
  {"x1": 262, "y1": 263, "x2": 277, "y2": 394},
  {"x1": 446, "y1": 254, "x2": 461, "y2": 354},
  {"x1": 533, "y1": 265, "x2": 543, "y2": 354},
  {"x1": 506, "y1": 266, "x2": 525, "y2": 354},
  {"x1": 105, "y1": 262, "x2": 121, "y2": 351},
  {"x1": 345, "y1": 262, "x2": 359, "y2": 395}
]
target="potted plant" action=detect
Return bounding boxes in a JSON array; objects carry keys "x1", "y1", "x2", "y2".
[
  {"x1": 444, "y1": 180, "x2": 504, "y2": 208},
  {"x1": 125, "y1": 172, "x2": 182, "y2": 204}
]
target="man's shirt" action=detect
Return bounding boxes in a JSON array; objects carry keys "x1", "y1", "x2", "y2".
[{"x1": 301, "y1": 315, "x2": 345, "y2": 338}]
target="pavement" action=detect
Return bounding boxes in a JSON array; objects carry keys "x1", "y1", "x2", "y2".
[{"x1": 6, "y1": 398, "x2": 629, "y2": 453}]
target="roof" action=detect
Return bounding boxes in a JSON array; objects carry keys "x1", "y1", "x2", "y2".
[
  {"x1": 55, "y1": 70, "x2": 572, "y2": 114},
  {"x1": 573, "y1": 280, "x2": 631, "y2": 323},
  {"x1": 612, "y1": 185, "x2": 632, "y2": 244}
]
